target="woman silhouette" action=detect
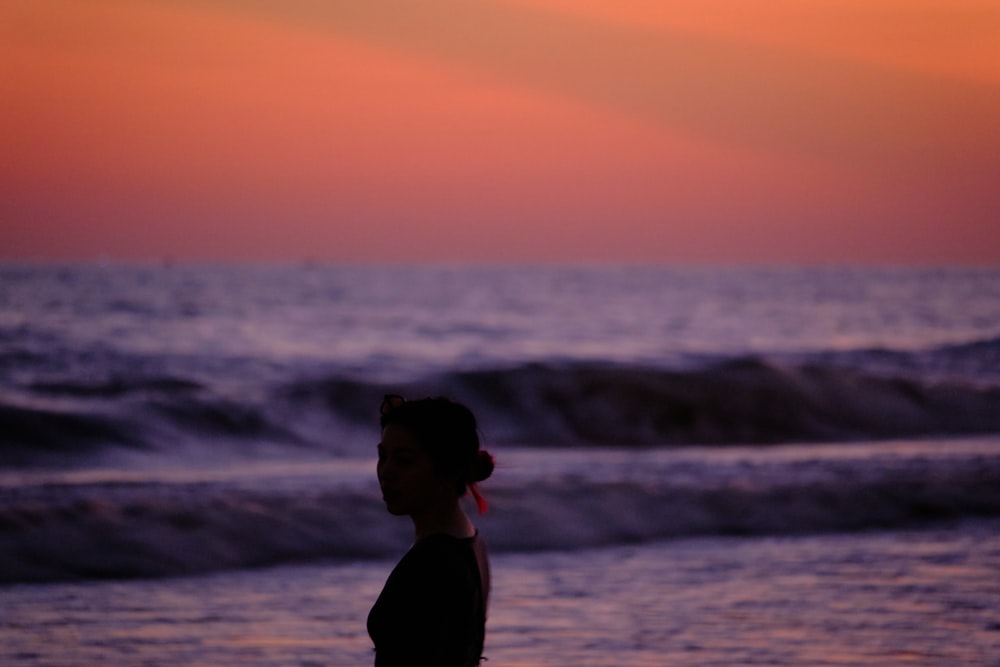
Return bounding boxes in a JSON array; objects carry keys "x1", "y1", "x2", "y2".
[{"x1": 368, "y1": 395, "x2": 494, "y2": 667}]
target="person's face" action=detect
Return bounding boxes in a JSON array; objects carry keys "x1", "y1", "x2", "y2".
[{"x1": 377, "y1": 424, "x2": 449, "y2": 517}]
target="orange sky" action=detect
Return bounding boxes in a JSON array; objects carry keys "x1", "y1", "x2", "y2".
[{"x1": 2, "y1": 0, "x2": 999, "y2": 264}]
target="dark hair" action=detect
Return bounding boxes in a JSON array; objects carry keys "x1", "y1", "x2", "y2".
[{"x1": 380, "y1": 396, "x2": 494, "y2": 496}]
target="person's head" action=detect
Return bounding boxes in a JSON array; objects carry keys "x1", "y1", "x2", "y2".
[{"x1": 377, "y1": 395, "x2": 494, "y2": 517}]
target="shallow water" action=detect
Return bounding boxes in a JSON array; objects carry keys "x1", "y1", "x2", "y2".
[
  {"x1": 492, "y1": 521, "x2": 1000, "y2": 666},
  {"x1": 4, "y1": 520, "x2": 999, "y2": 666}
]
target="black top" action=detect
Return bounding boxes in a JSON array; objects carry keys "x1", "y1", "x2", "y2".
[{"x1": 368, "y1": 533, "x2": 490, "y2": 667}]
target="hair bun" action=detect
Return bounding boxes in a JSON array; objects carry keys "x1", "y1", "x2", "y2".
[{"x1": 469, "y1": 450, "x2": 495, "y2": 483}]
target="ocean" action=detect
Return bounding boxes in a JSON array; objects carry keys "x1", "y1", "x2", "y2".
[{"x1": 2, "y1": 263, "x2": 1000, "y2": 665}]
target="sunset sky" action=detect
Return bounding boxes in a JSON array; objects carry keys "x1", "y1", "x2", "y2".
[{"x1": 3, "y1": 0, "x2": 999, "y2": 264}]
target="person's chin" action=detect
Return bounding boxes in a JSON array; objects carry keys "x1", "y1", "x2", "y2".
[{"x1": 382, "y1": 495, "x2": 408, "y2": 515}]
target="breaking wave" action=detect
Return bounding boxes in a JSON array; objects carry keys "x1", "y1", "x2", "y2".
[
  {"x1": 3, "y1": 351, "x2": 1000, "y2": 466},
  {"x1": 2, "y1": 442, "x2": 999, "y2": 583}
]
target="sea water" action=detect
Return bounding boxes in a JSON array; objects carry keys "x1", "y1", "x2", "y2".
[
  {"x1": 2, "y1": 264, "x2": 999, "y2": 665},
  {"x1": 3, "y1": 519, "x2": 999, "y2": 666}
]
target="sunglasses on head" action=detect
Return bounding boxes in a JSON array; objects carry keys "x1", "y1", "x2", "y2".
[{"x1": 380, "y1": 394, "x2": 405, "y2": 417}]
